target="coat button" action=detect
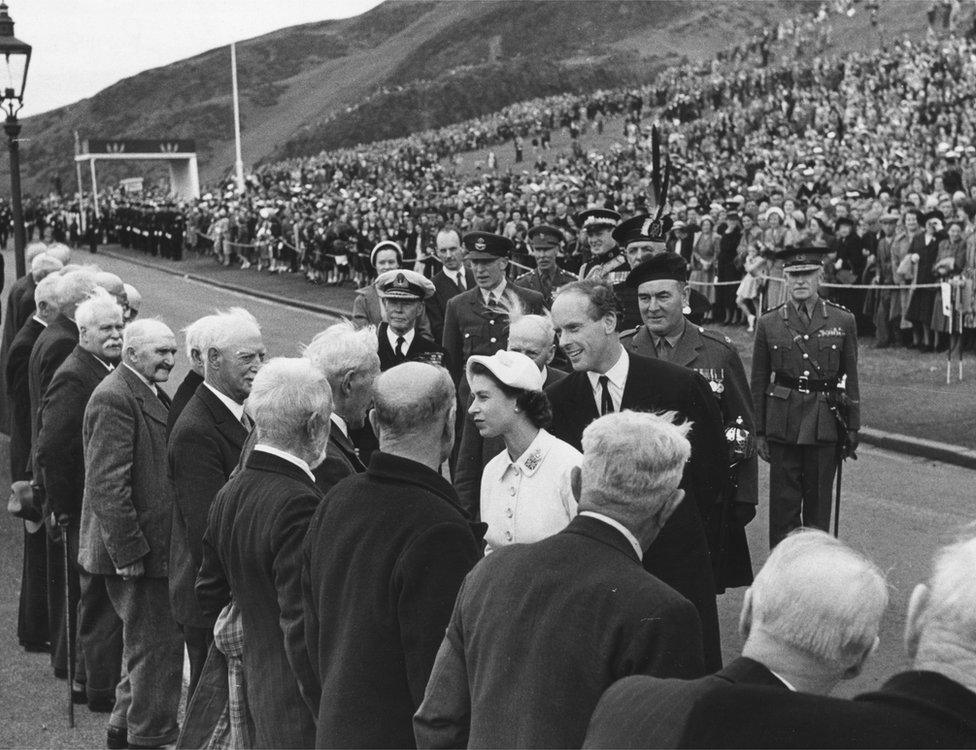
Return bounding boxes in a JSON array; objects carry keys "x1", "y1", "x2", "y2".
[
  {"x1": 802, "y1": 353, "x2": 809, "y2": 359},
  {"x1": 506, "y1": 508, "x2": 513, "y2": 518},
  {"x1": 490, "y1": 337, "x2": 497, "y2": 343},
  {"x1": 509, "y1": 486, "x2": 516, "y2": 496},
  {"x1": 489, "y1": 320, "x2": 495, "y2": 325},
  {"x1": 803, "y1": 370, "x2": 810, "y2": 376},
  {"x1": 832, "y1": 344, "x2": 837, "y2": 350},
  {"x1": 505, "y1": 531, "x2": 513, "y2": 541},
  {"x1": 803, "y1": 334, "x2": 809, "y2": 340}
]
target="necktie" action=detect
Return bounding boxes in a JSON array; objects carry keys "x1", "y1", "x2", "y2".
[
  {"x1": 395, "y1": 335, "x2": 405, "y2": 359},
  {"x1": 240, "y1": 412, "x2": 252, "y2": 432},
  {"x1": 488, "y1": 292, "x2": 500, "y2": 309},
  {"x1": 800, "y1": 305, "x2": 811, "y2": 325},
  {"x1": 456, "y1": 273, "x2": 465, "y2": 290},
  {"x1": 598, "y1": 375, "x2": 614, "y2": 416},
  {"x1": 656, "y1": 338, "x2": 673, "y2": 362}
]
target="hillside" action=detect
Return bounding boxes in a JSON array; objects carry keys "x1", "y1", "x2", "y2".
[{"x1": 2, "y1": 0, "x2": 928, "y2": 196}]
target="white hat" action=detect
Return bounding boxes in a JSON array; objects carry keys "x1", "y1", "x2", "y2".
[{"x1": 466, "y1": 350, "x2": 544, "y2": 391}]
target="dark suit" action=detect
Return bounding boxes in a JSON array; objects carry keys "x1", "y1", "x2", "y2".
[
  {"x1": 441, "y1": 283, "x2": 545, "y2": 384},
  {"x1": 303, "y1": 451, "x2": 483, "y2": 748},
  {"x1": 454, "y1": 364, "x2": 566, "y2": 519},
  {"x1": 376, "y1": 322, "x2": 448, "y2": 372},
  {"x1": 415, "y1": 516, "x2": 706, "y2": 749},
  {"x1": 426, "y1": 267, "x2": 474, "y2": 344},
  {"x1": 622, "y1": 321, "x2": 757, "y2": 592},
  {"x1": 35, "y1": 346, "x2": 118, "y2": 689},
  {"x1": 28, "y1": 314, "x2": 79, "y2": 471},
  {"x1": 681, "y1": 671, "x2": 976, "y2": 749},
  {"x1": 583, "y1": 656, "x2": 787, "y2": 748},
  {"x1": 546, "y1": 351, "x2": 726, "y2": 671},
  {"x1": 6, "y1": 316, "x2": 48, "y2": 650},
  {"x1": 79, "y1": 365, "x2": 183, "y2": 746},
  {"x1": 167, "y1": 382, "x2": 248, "y2": 695},
  {"x1": 167, "y1": 368, "x2": 203, "y2": 435},
  {"x1": 197, "y1": 449, "x2": 322, "y2": 749},
  {"x1": 0, "y1": 272, "x2": 37, "y2": 435}
]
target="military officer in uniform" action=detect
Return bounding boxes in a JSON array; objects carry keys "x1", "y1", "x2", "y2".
[
  {"x1": 374, "y1": 269, "x2": 447, "y2": 372},
  {"x1": 575, "y1": 209, "x2": 627, "y2": 283},
  {"x1": 620, "y1": 253, "x2": 757, "y2": 592},
  {"x1": 515, "y1": 225, "x2": 577, "y2": 307},
  {"x1": 751, "y1": 246, "x2": 860, "y2": 548}
]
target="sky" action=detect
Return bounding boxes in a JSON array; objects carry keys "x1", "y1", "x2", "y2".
[{"x1": 12, "y1": 0, "x2": 385, "y2": 117}]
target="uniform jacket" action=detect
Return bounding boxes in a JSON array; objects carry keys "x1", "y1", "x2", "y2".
[
  {"x1": 34, "y1": 346, "x2": 112, "y2": 519},
  {"x1": 515, "y1": 266, "x2": 577, "y2": 307},
  {"x1": 196, "y1": 449, "x2": 321, "y2": 749},
  {"x1": 5, "y1": 316, "x2": 45, "y2": 480},
  {"x1": 580, "y1": 248, "x2": 628, "y2": 283},
  {"x1": 583, "y1": 656, "x2": 786, "y2": 749},
  {"x1": 681, "y1": 671, "x2": 976, "y2": 749},
  {"x1": 167, "y1": 369, "x2": 204, "y2": 435},
  {"x1": 78, "y1": 365, "x2": 174, "y2": 577},
  {"x1": 167, "y1": 382, "x2": 248, "y2": 629},
  {"x1": 414, "y1": 515, "x2": 706, "y2": 749},
  {"x1": 546, "y1": 351, "x2": 726, "y2": 671},
  {"x1": 622, "y1": 321, "x2": 757, "y2": 592},
  {"x1": 302, "y1": 451, "x2": 483, "y2": 749},
  {"x1": 454, "y1": 364, "x2": 566, "y2": 519},
  {"x1": 426, "y1": 267, "x2": 475, "y2": 344},
  {"x1": 441, "y1": 283, "x2": 545, "y2": 384},
  {"x1": 351, "y1": 284, "x2": 432, "y2": 338},
  {"x1": 750, "y1": 297, "x2": 860, "y2": 445},
  {"x1": 28, "y1": 314, "x2": 79, "y2": 468},
  {"x1": 376, "y1": 321, "x2": 448, "y2": 372}
]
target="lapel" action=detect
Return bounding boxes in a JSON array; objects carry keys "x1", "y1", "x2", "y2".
[
  {"x1": 74, "y1": 346, "x2": 112, "y2": 385},
  {"x1": 670, "y1": 322, "x2": 703, "y2": 367},
  {"x1": 620, "y1": 351, "x2": 647, "y2": 410},
  {"x1": 807, "y1": 297, "x2": 829, "y2": 335},
  {"x1": 465, "y1": 288, "x2": 495, "y2": 322},
  {"x1": 119, "y1": 364, "x2": 168, "y2": 426},
  {"x1": 568, "y1": 370, "x2": 600, "y2": 423},
  {"x1": 245, "y1": 448, "x2": 318, "y2": 491},
  {"x1": 195, "y1": 382, "x2": 248, "y2": 450},
  {"x1": 330, "y1": 427, "x2": 365, "y2": 472}
]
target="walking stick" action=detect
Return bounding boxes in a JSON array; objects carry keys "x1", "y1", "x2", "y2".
[
  {"x1": 832, "y1": 450, "x2": 843, "y2": 539},
  {"x1": 59, "y1": 517, "x2": 75, "y2": 728}
]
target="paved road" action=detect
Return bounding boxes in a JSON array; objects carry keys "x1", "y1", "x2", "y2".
[{"x1": 1, "y1": 249, "x2": 973, "y2": 747}]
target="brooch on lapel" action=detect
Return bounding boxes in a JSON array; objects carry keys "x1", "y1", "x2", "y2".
[{"x1": 523, "y1": 449, "x2": 543, "y2": 472}]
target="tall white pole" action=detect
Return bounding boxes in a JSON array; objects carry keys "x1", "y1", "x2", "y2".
[
  {"x1": 231, "y1": 42, "x2": 245, "y2": 193},
  {"x1": 74, "y1": 130, "x2": 86, "y2": 233}
]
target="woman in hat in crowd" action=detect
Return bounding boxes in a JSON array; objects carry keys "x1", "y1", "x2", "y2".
[
  {"x1": 690, "y1": 215, "x2": 718, "y2": 316},
  {"x1": 466, "y1": 351, "x2": 582, "y2": 554}
]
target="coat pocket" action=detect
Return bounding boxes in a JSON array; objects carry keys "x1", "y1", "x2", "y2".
[{"x1": 764, "y1": 384, "x2": 792, "y2": 442}]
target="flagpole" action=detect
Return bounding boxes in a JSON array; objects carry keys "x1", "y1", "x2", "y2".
[
  {"x1": 231, "y1": 42, "x2": 245, "y2": 193},
  {"x1": 73, "y1": 130, "x2": 86, "y2": 233}
]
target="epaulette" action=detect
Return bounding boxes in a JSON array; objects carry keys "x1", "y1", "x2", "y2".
[
  {"x1": 699, "y1": 326, "x2": 737, "y2": 349},
  {"x1": 825, "y1": 299, "x2": 851, "y2": 313},
  {"x1": 618, "y1": 325, "x2": 641, "y2": 340},
  {"x1": 515, "y1": 270, "x2": 532, "y2": 281},
  {"x1": 764, "y1": 303, "x2": 786, "y2": 316}
]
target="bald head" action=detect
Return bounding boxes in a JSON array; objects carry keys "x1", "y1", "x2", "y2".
[
  {"x1": 508, "y1": 314, "x2": 556, "y2": 369},
  {"x1": 370, "y1": 362, "x2": 455, "y2": 465}
]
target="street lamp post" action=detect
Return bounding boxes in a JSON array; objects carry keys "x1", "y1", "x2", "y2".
[{"x1": 0, "y1": 2, "x2": 31, "y2": 278}]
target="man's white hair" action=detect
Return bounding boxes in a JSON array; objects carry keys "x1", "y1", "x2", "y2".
[
  {"x1": 55, "y1": 268, "x2": 100, "y2": 310},
  {"x1": 303, "y1": 321, "x2": 379, "y2": 382},
  {"x1": 123, "y1": 283, "x2": 142, "y2": 311},
  {"x1": 30, "y1": 253, "x2": 63, "y2": 281},
  {"x1": 46, "y1": 243, "x2": 72, "y2": 266},
  {"x1": 249, "y1": 357, "x2": 332, "y2": 449},
  {"x1": 509, "y1": 314, "x2": 555, "y2": 347},
  {"x1": 199, "y1": 308, "x2": 261, "y2": 354},
  {"x1": 918, "y1": 534, "x2": 976, "y2": 642},
  {"x1": 34, "y1": 274, "x2": 61, "y2": 307},
  {"x1": 75, "y1": 288, "x2": 123, "y2": 331},
  {"x1": 94, "y1": 271, "x2": 125, "y2": 296},
  {"x1": 579, "y1": 411, "x2": 691, "y2": 517},
  {"x1": 183, "y1": 314, "x2": 219, "y2": 359},
  {"x1": 122, "y1": 318, "x2": 173, "y2": 352},
  {"x1": 750, "y1": 529, "x2": 888, "y2": 668}
]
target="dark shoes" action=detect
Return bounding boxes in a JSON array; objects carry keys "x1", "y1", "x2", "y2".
[
  {"x1": 106, "y1": 726, "x2": 127, "y2": 749},
  {"x1": 20, "y1": 641, "x2": 50, "y2": 653},
  {"x1": 88, "y1": 696, "x2": 116, "y2": 713}
]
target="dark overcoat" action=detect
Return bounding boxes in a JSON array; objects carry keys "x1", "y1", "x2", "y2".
[
  {"x1": 167, "y1": 382, "x2": 248, "y2": 629},
  {"x1": 0, "y1": 272, "x2": 37, "y2": 434},
  {"x1": 414, "y1": 515, "x2": 705, "y2": 749},
  {"x1": 546, "y1": 351, "x2": 726, "y2": 671},
  {"x1": 196, "y1": 449, "x2": 321, "y2": 749},
  {"x1": 28, "y1": 314, "x2": 78, "y2": 468},
  {"x1": 302, "y1": 451, "x2": 483, "y2": 749},
  {"x1": 6, "y1": 316, "x2": 45, "y2": 480},
  {"x1": 167, "y1": 369, "x2": 204, "y2": 435}
]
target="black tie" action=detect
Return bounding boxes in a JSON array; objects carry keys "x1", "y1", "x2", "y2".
[
  {"x1": 800, "y1": 305, "x2": 811, "y2": 325},
  {"x1": 395, "y1": 335, "x2": 405, "y2": 359},
  {"x1": 456, "y1": 273, "x2": 465, "y2": 290},
  {"x1": 240, "y1": 412, "x2": 252, "y2": 432},
  {"x1": 488, "y1": 292, "x2": 500, "y2": 309},
  {"x1": 598, "y1": 375, "x2": 614, "y2": 416}
]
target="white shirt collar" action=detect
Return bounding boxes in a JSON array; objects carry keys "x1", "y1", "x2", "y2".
[
  {"x1": 330, "y1": 413, "x2": 349, "y2": 439},
  {"x1": 504, "y1": 428, "x2": 553, "y2": 477},
  {"x1": 387, "y1": 326, "x2": 415, "y2": 352},
  {"x1": 480, "y1": 278, "x2": 507, "y2": 304},
  {"x1": 32, "y1": 314, "x2": 48, "y2": 328},
  {"x1": 91, "y1": 354, "x2": 114, "y2": 372},
  {"x1": 123, "y1": 362, "x2": 158, "y2": 396},
  {"x1": 252, "y1": 444, "x2": 316, "y2": 482},
  {"x1": 768, "y1": 670, "x2": 799, "y2": 692},
  {"x1": 203, "y1": 381, "x2": 245, "y2": 422},
  {"x1": 586, "y1": 347, "x2": 629, "y2": 411},
  {"x1": 579, "y1": 511, "x2": 643, "y2": 561}
]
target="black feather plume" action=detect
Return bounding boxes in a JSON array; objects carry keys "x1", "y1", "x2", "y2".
[{"x1": 651, "y1": 125, "x2": 661, "y2": 203}]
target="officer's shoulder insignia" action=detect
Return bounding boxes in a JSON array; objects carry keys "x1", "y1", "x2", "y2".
[
  {"x1": 763, "y1": 303, "x2": 786, "y2": 316},
  {"x1": 619, "y1": 326, "x2": 640, "y2": 340},
  {"x1": 825, "y1": 300, "x2": 850, "y2": 312},
  {"x1": 699, "y1": 327, "x2": 737, "y2": 350},
  {"x1": 516, "y1": 270, "x2": 531, "y2": 281}
]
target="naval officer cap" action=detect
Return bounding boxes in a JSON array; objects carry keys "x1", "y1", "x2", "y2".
[
  {"x1": 777, "y1": 246, "x2": 830, "y2": 274},
  {"x1": 612, "y1": 213, "x2": 675, "y2": 246},
  {"x1": 466, "y1": 350, "x2": 545, "y2": 392},
  {"x1": 375, "y1": 269, "x2": 435, "y2": 300},
  {"x1": 573, "y1": 208, "x2": 621, "y2": 231},
  {"x1": 624, "y1": 252, "x2": 689, "y2": 288},
  {"x1": 462, "y1": 231, "x2": 513, "y2": 260},
  {"x1": 527, "y1": 224, "x2": 564, "y2": 249}
]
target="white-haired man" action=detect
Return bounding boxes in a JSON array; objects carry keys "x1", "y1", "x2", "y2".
[
  {"x1": 169, "y1": 308, "x2": 265, "y2": 696},
  {"x1": 35, "y1": 289, "x2": 125, "y2": 710},
  {"x1": 168, "y1": 313, "x2": 220, "y2": 433},
  {"x1": 454, "y1": 313, "x2": 567, "y2": 516},
  {"x1": 78, "y1": 319, "x2": 183, "y2": 750},
  {"x1": 666, "y1": 535, "x2": 976, "y2": 748},
  {"x1": 122, "y1": 283, "x2": 141, "y2": 322},
  {"x1": 197, "y1": 357, "x2": 333, "y2": 748},
  {"x1": 415, "y1": 412, "x2": 705, "y2": 748},
  {"x1": 584, "y1": 528, "x2": 889, "y2": 748},
  {"x1": 305, "y1": 362, "x2": 483, "y2": 748},
  {"x1": 2, "y1": 251, "x2": 63, "y2": 364}
]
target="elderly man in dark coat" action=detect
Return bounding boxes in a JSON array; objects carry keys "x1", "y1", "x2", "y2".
[
  {"x1": 78, "y1": 319, "x2": 183, "y2": 750},
  {"x1": 166, "y1": 313, "x2": 213, "y2": 434},
  {"x1": 168, "y1": 309, "x2": 265, "y2": 698},
  {"x1": 619, "y1": 254, "x2": 757, "y2": 593},
  {"x1": 547, "y1": 280, "x2": 727, "y2": 671},
  {"x1": 7, "y1": 273, "x2": 60, "y2": 653},
  {"x1": 415, "y1": 412, "x2": 705, "y2": 749},
  {"x1": 35, "y1": 290, "x2": 125, "y2": 710},
  {"x1": 196, "y1": 357, "x2": 334, "y2": 749},
  {"x1": 303, "y1": 362, "x2": 483, "y2": 748}
]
